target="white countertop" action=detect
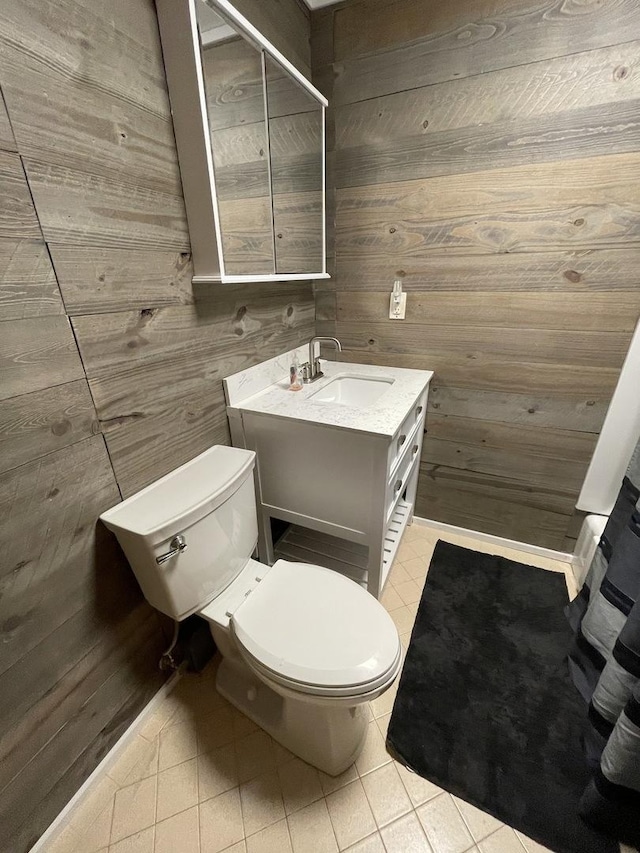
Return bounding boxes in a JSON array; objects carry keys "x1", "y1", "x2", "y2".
[{"x1": 224, "y1": 347, "x2": 433, "y2": 438}]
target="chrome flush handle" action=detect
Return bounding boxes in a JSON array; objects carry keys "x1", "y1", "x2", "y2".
[{"x1": 156, "y1": 535, "x2": 187, "y2": 565}]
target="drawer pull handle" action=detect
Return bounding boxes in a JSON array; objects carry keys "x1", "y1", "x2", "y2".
[
  {"x1": 394, "y1": 479, "x2": 403, "y2": 492},
  {"x1": 399, "y1": 434, "x2": 407, "y2": 446},
  {"x1": 416, "y1": 405, "x2": 423, "y2": 416},
  {"x1": 412, "y1": 444, "x2": 419, "y2": 455}
]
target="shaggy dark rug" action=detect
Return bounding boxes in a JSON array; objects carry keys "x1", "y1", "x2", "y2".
[{"x1": 386, "y1": 541, "x2": 618, "y2": 853}]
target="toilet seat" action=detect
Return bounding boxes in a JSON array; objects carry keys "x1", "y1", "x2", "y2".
[{"x1": 230, "y1": 559, "x2": 401, "y2": 697}]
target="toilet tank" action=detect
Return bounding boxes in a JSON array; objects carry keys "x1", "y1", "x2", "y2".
[{"x1": 100, "y1": 446, "x2": 258, "y2": 620}]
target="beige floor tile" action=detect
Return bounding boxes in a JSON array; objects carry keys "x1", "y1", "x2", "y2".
[
  {"x1": 396, "y1": 763, "x2": 443, "y2": 807},
  {"x1": 381, "y1": 585, "x2": 404, "y2": 612},
  {"x1": 453, "y1": 798, "x2": 502, "y2": 843},
  {"x1": 66, "y1": 776, "x2": 118, "y2": 850},
  {"x1": 389, "y1": 563, "x2": 412, "y2": 586},
  {"x1": 403, "y1": 555, "x2": 431, "y2": 580},
  {"x1": 109, "y1": 827, "x2": 154, "y2": 853},
  {"x1": 44, "y1": 823, "x2": 83, "y2": 853},
  {"x1": 319, "y1": 763, "x2": 359, "y2": 796},
  {"x1": 361, "y1": 763, "x2": 412, "y2": 828},
  {"x1": 355, "y1": 720, "x2": 392, "y2": 776},
  {"x1": 380, "y1": 812, "x2": 432, "y2": 853},
  {"x1": 158, "y1": 719, "x2": 198, "y2": 771},
  {"x1": 240, "y1": 770, "x2": 286, "y2": 837},
  {"x1": 399, "y1": 630, "x2": 412, "y2": 650},
  {"x1": 515, "y1": 832, "x2": 554, "y2": 853},
  {"x1": 154, "y1": 806, "x2": 199, "y2": 853},
  {"x1": 397, "y1": 540, "x2": 420, "y2": 562},
  {"x1": 272, "y1": 740, "x2": 296, "y2": 767},
  {"x1": 344, "y1": 831, "x2": 386, "y2": 852},
  {"x1": 235, "y1": 730, "x2": 277, "y2": 784},
  {"x1": 199, "y1": 788, "x2": 244, "y2": 853},
  {"x1": 326, "y1": 778, "x2": 376, "y2": 849},
  {"x1": 232, "y1": 708, "x2": 259, "y2": 739},
  {"x1": 278, "y1": 756, "x2": 323, "y2": 814},
  {"x1": 156, "y1": 757, "x2": 198, "y2": 822},
  {"x1": 77, "y1": 800, "x2": 116, "y2": 853},
  {"x1": 111, "y1": 776, "x2": 157, "y2": 844},
  {"x1": 246, "y1": 818, "x2": 293, "y2": 853},
  {"x1": 108, "y1": 735, "x2": 158, "y2": 788},
  {"x1": 478, "y1": 826, "x2": 526, "y2": 853},
  {"x1": 370, "y1": 683, "x2": 398, "y2": 718},
  {"x1": 417, "y1": 793, "x2": 474, "y2": 853},
  {"x1": 409, "y1": 535, "x2": 436, "y2": 558},
  {"x1": 287, "y1": 799, "x2": 338, "y2": 853},
  {"x1": 390, "y1": 606, "x2": 416, "y2": 634},
  {"x1": 375, "y1": 711, "x2": 391, "y2": 740},
  {"x1": 197, "y1": 704, "x2": 236, "y2": 754},
  {"x1": 198, "y1": 743, "x2": 238, "y2": 802},
  {"x1": 223, "y1": 844, "x2": 247, "y2": 853},
  {"x1": 394, "y1": 579, "x2": 423, "y2": 605}
]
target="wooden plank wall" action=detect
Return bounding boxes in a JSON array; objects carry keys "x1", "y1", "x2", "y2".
[
  {"x1": 0, "y1": 1, "x2": 313, "y2": 851},
  {"x1": 312, "y1": 0, "x2": 640, "y2": 549}
]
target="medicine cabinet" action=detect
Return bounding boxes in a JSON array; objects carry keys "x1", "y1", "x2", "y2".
[{"x1": 156, "y1": 0, "x2": 329, "y2": 283}]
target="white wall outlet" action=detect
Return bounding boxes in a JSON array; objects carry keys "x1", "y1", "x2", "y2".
[{"x1": 389, "y1": 291, "x2": 407, "y2": 320}]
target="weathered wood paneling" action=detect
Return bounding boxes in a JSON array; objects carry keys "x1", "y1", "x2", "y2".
[
  {"x1": 314, "y1": 0, "x2": 640, "y2": 547},
  {"x1": 0, "y1": 316, "x2": 86, "y2": 401},
  {"x1": 49, "y1": 246, "x2": 194, "y2": 315},
  {"x1": 0, "y1": 380, "x2": 98, "y2": 473},
  {"x1": 332, "y1": 0, "x2": 640, "y2": 102},
  {"x1": 0, "y1": 1, "x2": 313, "y2": 850},
  {"x1": 334, "y1": 248, "x2": 640, "y2": 293},
  {"x1": 0, "y1": 238, "x2": 63, "y2": 320}
]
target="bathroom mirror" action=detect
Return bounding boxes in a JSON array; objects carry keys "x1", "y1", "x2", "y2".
[{"x1": 156, "y1": 0, "x2": 329, "y2": 284}]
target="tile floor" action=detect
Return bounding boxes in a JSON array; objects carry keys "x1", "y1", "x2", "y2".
[{"x1": 46, "y1": 523, "x2": 582, "y2": 853}]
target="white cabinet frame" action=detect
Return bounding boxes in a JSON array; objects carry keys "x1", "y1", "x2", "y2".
[{"x1": 156, "y1": 0, "x2": 329, "y2": 284}]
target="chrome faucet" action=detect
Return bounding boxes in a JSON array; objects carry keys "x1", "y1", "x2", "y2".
[{"x1": 302, "y1": 336, "x2": 342, "y2": 383}]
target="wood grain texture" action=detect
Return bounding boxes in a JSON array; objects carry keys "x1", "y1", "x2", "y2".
[
  {"x1": 0, "y1": 88, "x2": 16, "y2": 151},
  {"x1": 0, "y1": 0, "x2": 182, "y2": 195},
  {"x1": 337, "y1": 99, "x2": 640, "y2": 189},
  {"x1": 336, "y1": 41, "x2": 640, "y2": 150},
  {"x1": 334, "y1": 248, "x2": 640, "y2": 293},
  {"x1": 0, "y1": 238, "x2": 63, "y2": 320},
  {"x1": 0, "y1": 150, "x2": 41, "y2": 239},
  {"x1": 338, "y1": 348, "x2": 621, "y2": 398},
  {"x1": 0, "y1": 380, "x2": 98, "y2": 473},
  {"x1": 427, "y1": 385, "x2": 609, "y2": 434},
  {"x1": 0, "y1": 316, "x2": 86, "y2": 401},
  {"x1": 22, "y1": 158, "x2": 189, "y2": 250},
  {"x1": 232, "y1": 0, "x2": 311, "y2": 77},
  {"x1": 336, "y1": 153, "x2": 640, "y2": 259},
  {"x1": 336, "y1": 291, "x2": 640, "y2": 332},
  {"x1": 415, "y1": 464, "x2": 575, "y2": 549},
  {"x1": 50, "y1": 245, "x2": 194, "y2": 315},
  {"x1": 332, "y1": 0, "x2": 640, "y2": 102}
]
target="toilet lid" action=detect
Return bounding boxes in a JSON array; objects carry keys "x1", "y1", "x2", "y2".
[{"x1": 231, "y1": 559, "x2": 400, "y2": 690}]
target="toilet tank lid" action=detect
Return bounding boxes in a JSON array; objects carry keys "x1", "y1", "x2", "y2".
[{"x1": 100, "y1": 446, "x2": 256, "y2": 538}]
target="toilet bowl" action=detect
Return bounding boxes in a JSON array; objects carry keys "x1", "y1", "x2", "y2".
[{"x1": 100, "y1": 445, "x2": 402, "y2": 775}]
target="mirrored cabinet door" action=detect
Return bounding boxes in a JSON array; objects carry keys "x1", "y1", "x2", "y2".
[
  {"x1": 156, "y1": 0, "x2": 328, "y2": 284},
  {"x1": 197, "y1": 2, "x2": 274, "y2": 277},
  {"x1": 264, "y1": 56, "x2": 324, "y2": 275}
]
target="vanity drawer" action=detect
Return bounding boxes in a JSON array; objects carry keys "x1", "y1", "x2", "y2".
[
  {"x1": 385, "y1": 440, "x2": 420, "y2": 522},
  {"x1": 390, "y1": 392, "x2": 427, "y2": 472}
]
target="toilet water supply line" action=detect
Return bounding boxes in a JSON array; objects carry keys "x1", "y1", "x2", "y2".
[{"x1": 160, "y1": 620, "x2": 180, "y2": 671}]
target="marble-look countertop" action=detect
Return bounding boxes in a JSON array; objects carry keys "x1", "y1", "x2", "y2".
[{"x1": 224, "y1": 347, "x2": 433, "y2": 438}]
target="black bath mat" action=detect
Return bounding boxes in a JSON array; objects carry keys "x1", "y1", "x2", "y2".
[{"x1": 387, "y1": 541, "x2": 618, "y2": 853}]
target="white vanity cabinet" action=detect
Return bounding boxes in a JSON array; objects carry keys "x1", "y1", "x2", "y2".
[{"x1": 224, "y1": 350, "x2": 432, "y2": 599}]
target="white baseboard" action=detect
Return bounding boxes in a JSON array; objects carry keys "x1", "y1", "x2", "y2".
[
  {"x1": 412, "y1": 515, "x2": 577, "y2": 565},
  {"x1": 30, "y1": 668, "x2": 183, "y2": 853}
]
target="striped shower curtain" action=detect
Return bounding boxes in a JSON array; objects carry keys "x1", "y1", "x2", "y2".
[{"x1": 566, "y1": 441, "x2": 640, "y2": 845}]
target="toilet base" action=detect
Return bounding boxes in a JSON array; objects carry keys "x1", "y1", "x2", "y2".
[{"x1": 216, "y1": 657, "x2": 369, "y2": 776}]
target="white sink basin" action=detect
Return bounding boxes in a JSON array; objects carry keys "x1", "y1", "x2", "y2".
[{"x1": 309, "y1": 374, "x2": 394, "y2": 407}]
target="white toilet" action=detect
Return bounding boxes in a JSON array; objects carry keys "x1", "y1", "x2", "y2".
[{"x1": 100, "y1": 445, "x2": 402, "y2": 775}]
